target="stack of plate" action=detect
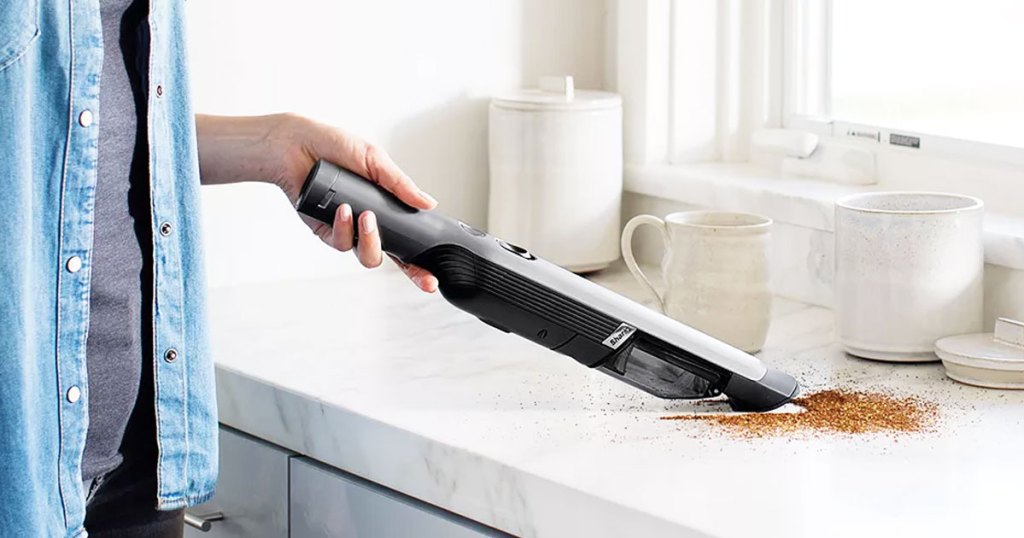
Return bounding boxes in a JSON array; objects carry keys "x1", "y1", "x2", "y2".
[{"x1": 935, "y1": 318, "x2": 1024, "y2": 389}]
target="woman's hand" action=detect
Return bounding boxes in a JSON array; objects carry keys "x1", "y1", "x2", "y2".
[{"x1": 196, "y1": 113, "x2": 439, "y2": 292}]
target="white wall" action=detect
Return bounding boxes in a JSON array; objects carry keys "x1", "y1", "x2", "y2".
[{"x1": 186, "y1": 0, "x2": 607, "y2": 287}]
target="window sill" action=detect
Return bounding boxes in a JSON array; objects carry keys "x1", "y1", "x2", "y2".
[{"x1": 624, "y1": 163, "x2": 1024, "y2": 271}]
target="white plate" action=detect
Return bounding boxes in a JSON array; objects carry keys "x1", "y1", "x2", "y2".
[
  {"x1": 935, "y1": 326, "x2": 1024, "y2": 389},
  {"x1": 844, "y1": 344, "x2": 938, "y2": 363}
]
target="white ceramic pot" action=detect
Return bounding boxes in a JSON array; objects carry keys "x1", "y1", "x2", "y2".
[
  {"x1": 835, "y1": 192, "x2": 984, "y2": 362},
  {"x1": 488, "y1": 76, "x2": 622, "y2": 272},
  {"x1": 621, "y1": 211, "x2": 773, "y2": 353}
]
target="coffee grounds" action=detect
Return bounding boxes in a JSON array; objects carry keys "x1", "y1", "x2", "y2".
[{"x1": 661, "y1": 389, "x2": 937, "y2": 438}]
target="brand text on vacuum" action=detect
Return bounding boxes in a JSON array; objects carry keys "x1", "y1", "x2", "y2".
[{"x1": 602, "y1": 323, "x2": 637, "y2": 349}]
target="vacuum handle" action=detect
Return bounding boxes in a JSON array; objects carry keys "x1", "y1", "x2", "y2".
[{"x1": 295, "y1": 160, "x2": 453, "y2": 262}]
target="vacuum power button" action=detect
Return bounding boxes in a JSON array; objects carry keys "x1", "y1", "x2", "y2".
[{"x1": 497, "y1": 239, "x2": 536, "y2": 260}]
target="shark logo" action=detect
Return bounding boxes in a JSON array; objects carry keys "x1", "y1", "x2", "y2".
[{"x1": 602, "y1": 323, "x2": 637, "y2": 349}]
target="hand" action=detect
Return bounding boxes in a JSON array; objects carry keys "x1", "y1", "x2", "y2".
[{"x1": 196, "y1": 114, "x2": 439, "y2": 293}]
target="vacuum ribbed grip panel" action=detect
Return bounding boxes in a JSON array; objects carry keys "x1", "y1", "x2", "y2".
[{"x1": 422, "y1": 246, "x2": 619, "y2": 342}]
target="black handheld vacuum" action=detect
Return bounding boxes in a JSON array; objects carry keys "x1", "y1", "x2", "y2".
[{"x1": 296, "y1": 160, "x2": 799, "y2": 412}]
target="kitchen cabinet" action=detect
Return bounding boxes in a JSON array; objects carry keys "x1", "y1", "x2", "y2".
[
  {"x1": 184, "y1": 426, "x2": 505, "y2": 537},
  {"x1": 184, "y1": 427, "x2": 292, "y2": 538},
  {"x1": 289, "y1": 457, "x2": 508, "y2": 538}
]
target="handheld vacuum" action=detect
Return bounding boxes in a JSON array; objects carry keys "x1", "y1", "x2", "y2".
[{"x1": 296, "y1": 160, "x2": 799, "y2": 412}]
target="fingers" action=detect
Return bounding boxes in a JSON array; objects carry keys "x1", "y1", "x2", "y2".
[
  {"x1": 303, "y1": 120, "x2": 438, "y2": 210},
  {"x1": 356, "y1": 211, "x2": 383, "y2": 268},
  {"x1": 389, "y1": 255, "x2": 438, "y2": 293},
  {"x1": 362, "y1": 145, "x2": 438, "y2": 210},
  {"x1": 305, "y1": 214, "x2": 332, "y2": 245},
  {"x1": 330, "y1": 204, "x2": 354, "y2": 252},
  {"x1": 313, "y1": 204, "x2": 436, "y2": 292},
  {"x1": 322, "y1": 132, "x2": 436, "y2": 210}
]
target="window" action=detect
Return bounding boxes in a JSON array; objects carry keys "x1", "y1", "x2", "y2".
[
  {"x1": 615, "y1": 0, "x2": 1024, "y2": 173},
  {"x1": 786, "y1": 0, "x2": 1024, "y2": 161}
]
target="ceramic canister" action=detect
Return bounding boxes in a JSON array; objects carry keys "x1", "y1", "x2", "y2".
[
  {"x1": 488, "y1": 76, "x2": 623, "y2": 273},
  {"x1": 835, "y1": 192, "x2": 984, "y2": 362}
]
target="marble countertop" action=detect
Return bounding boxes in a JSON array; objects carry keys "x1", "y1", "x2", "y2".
[{"x1": 209, "y1": 262, "x2": 1024, "y2": 538}]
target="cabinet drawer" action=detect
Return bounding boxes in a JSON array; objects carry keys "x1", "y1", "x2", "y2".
[
  {"x1": 184, "y1": 426, "x2": 293, "y2": 538},
  {"x1": 290, "y1": 457, "x2": 508, "y2": 538}
]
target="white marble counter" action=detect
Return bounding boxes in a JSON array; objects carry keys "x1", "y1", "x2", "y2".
[{"x1": 209, "y1": 263, "x2": 1024, "y2": 538}]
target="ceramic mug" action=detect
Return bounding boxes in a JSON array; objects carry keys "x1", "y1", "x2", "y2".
[
  {"x1": 835, "y1": 192, "x2": 984, "y2": 362},
  {"x1": 621, "y1": 211, "x2": 773, "y2": 353}
]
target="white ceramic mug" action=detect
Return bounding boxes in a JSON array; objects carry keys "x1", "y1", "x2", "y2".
[
  {"x1": 621, "y1": 211, "x2": 773, "y2": 353},
  {"x1": 835, "y1": 192, "x2": 984, "y2": 362}
]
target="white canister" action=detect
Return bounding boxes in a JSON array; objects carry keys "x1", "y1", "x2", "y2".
[
  {"x1": 488, "y1": 76, "x2": 623, "y2": 272},
  {"x1": 835, "y1": 192, "x2": 984, "y2": 362}
]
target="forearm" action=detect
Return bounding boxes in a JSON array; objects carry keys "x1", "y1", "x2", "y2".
[{"x1": 195, "y1": 113, "x2": 299, "y2": 187}]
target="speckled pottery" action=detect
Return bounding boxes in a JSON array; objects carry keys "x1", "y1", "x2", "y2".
[
  {"x1": 835, "y1": 192, "x2": 984, "y2": 362},
  {"x1": 621, "y1": 211, "x2": 773, "y2": 353}
]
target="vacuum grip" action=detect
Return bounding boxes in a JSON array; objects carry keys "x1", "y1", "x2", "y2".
[{"x1": 295, "y1": 160, "x2": 450, "y2": 262}]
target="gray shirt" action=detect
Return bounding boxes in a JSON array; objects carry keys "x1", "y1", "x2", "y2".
[{"x1": 82, "y1": 0, "x2": 152, "y2": 481}]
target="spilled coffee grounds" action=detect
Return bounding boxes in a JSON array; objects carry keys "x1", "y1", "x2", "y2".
[{"x1": 662, "y1": 389, "x2": 937, "y2": 437}]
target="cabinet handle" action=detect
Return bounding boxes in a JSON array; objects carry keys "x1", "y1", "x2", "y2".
[{"x1": 184, "y1": 511, "x2": 224, "y2": 532}]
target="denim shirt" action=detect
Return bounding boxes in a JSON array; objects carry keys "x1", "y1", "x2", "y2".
[{"x1": 0, "y1": 1, "x2": 217, "y2": 536}]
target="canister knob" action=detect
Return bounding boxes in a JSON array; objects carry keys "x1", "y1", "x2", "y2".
[{"x1": 538, "y1": 75, "x2": 575, "y2": 101}]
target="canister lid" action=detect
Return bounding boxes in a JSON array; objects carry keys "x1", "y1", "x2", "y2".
[
  {"x1": 491, "y1": 76, "x2": 621, "y2": 111},
  {"x1": 935, "y1": 318, "x2": 1024, "y2": 389}
]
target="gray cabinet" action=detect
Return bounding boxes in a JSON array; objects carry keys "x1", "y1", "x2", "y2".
[
  {"x1": 184, "y1": 427, "x2": 293, "y2": 538},
  {"x1": 289, "y1": 457, "x2": 507, "y2": 538},
  {"x1": 184, "y1": 427, "x2": 506, "y2": 537}
]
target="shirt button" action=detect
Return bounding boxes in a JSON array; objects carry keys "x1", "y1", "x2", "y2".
[
  {"x1": 67, "y1": 386, "x2": 81, "y2": 403},
  {"x1": 66, "y1": 256, "x2": 82, "y2": 273},
  {"x1": 79, "y1": 110, "x2": 93, "y2": 127},
  {"x1": 156, "y1": 84, "x2": 164, "y2": 97},
  {"x1": 164, "y1": 348, "x2": 178, "y2": 363},
  {"x1": 159, "y1": 222, "x2": 173, "y2": 236}
]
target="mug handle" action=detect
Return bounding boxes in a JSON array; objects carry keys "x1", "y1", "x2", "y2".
[{"x1": 621, "y1": 215, "x2": 669, "y2": 312}]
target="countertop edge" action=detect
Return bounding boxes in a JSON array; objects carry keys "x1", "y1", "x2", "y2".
[{"x1": 213, "y1": 365, "x2": 715, "y2": 538}]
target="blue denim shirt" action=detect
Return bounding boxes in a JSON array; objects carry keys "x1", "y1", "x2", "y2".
[{"x1": 0, "y1": 1, "x2": 217, "y2": 535}]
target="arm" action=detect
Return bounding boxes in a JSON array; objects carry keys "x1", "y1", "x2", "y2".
[{"x1": 195, "y1": 113, "x2": 438, "y2": 292}]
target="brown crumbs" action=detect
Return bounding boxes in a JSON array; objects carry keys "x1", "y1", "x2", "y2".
[{"x1": 661, "y1": 389, "x2": 938, "y2": 438}]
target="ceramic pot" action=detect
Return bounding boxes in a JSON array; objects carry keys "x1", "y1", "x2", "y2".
[{"x1": 835, "y1": 191, "x2": 984, "y2": 362}]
